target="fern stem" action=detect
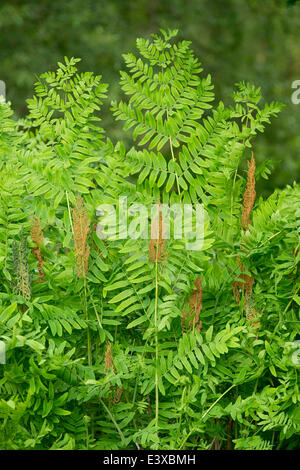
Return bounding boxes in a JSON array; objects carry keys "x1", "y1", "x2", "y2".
[
  {"x1": 84, "y1": 276, "x2": 92, "y2": 367},
  {"x1": 83, "y1": 276, "x2": 93, "y2": 439},
  {"x1": 66, "y1": 190, "x2": 74, "y2": 235},
  {"x1": 154, "y1": 245, "x2": 159, "y2": 440},
  {"x1": 178, "y1": 384, "x2": 235, "y2": 449},
  {"x1": 230, "y1": 167, "x2": 238, "y2": 223},
  {"x1": 87, "y1": 283, "x2": 104, "y2": 335},
  {"x1": 100, "y1": 398, "x2": 125, "y2": 442},
  {"x1": 167, "y1": 109, "x2": 180, "y2": 195},
  {"x1": 176, "y1": 386, "x2": 186, "y2": 443}
]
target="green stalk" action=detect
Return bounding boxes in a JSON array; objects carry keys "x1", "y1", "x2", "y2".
[
  {"x1": 176, "y1": 386, "x2": 186, "y2": 444},
  {"x1": 178, "y1": 384, "x2": 235, "y2": 449},
  {"x1": 84, "y1": 275, "x2": 94, "y2": 440},
  {"x1": 154, "y1": 243, "x2": 159, "y2": 439},
  {"x1": 84, "y1": 275, "x2": 92, "y2": 367},
  {"x1": 166, "y1": 109, "x2": 181, "y2": 196},
  {"x1": 66, "y1": 190, "x2": 74, "y2": 234},
  {"x1": 100, "y1": 398, "x2": 125, "y2": 442}
]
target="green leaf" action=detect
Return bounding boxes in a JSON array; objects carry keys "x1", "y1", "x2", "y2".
[{"x1": 127, "y1": 313, "x2": 148, "y2": 329}]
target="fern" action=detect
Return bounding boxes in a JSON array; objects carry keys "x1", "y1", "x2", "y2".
[{"x1": 0, "y1": 30, "x2": 298, "y2": 451}]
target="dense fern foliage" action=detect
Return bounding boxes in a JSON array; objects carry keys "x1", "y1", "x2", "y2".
[{"x1": 0, "y1": 30, "x2": 299, "y2": 450}]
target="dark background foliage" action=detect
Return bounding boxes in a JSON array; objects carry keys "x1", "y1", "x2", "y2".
[{"x1": 0, "y1": 0, "x2": 299, "y2": 193}]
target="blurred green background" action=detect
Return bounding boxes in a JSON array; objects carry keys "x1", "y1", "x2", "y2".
[{"x1": 0, "y1": 0, "x2": 299, "y2": 194}]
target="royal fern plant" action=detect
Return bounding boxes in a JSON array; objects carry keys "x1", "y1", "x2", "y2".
[{"x1": 0, "y1": 30, "x2": 299, "y2": 450}]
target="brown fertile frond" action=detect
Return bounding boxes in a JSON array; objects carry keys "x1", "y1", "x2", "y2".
[
  {"x1": 181, "y1": 277, "x2": 203, "y2": 333},
  {"x1": 232, "y1": 281, "x2": 241, "y2": 304},
  {"x1": 189, "y1": 277, "x2": 203, "y2": 331},
  {"x1": 30, "y1": 216, "x2": 45, "y2": 282},
  {"x1": 242, "y1": 152, "x2": 256, "y2": 229},
  {"x1": 30, "y1": 216, "x2": 44, "y2": 246},
  {"x1": 233, "y1": 154, "x2": 256, "y2": 303},
  {"x1": 104, "y1": 342, "x2": 116, "y2": 373},
  {"x1": 114, "y1": 384, "x2": 124, "y2": 405},
  {"x1": 72, "y1": 196, "x2": 90, "y2": 278},
  {"x1": 181, "y1": 309, "x2": 188, "y2": 333},
  {"x1": 245, "y1": 303, "x2": 262, "y2": 338},
  {"x1": 232, "y1": 257, "x2": 254, "y2": 305},
  {"x1": 149, "y1": 200, "x2": 168, "y2": 263}
]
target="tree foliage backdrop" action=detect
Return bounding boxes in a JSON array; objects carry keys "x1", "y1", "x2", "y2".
[{"x1": 0, "y1": 0, "x2": 299, "y2": 194}]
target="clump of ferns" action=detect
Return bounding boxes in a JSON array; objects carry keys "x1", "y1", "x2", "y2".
[{"x1": 1, "y1": 30, "x2": 295, "y2": 450}]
